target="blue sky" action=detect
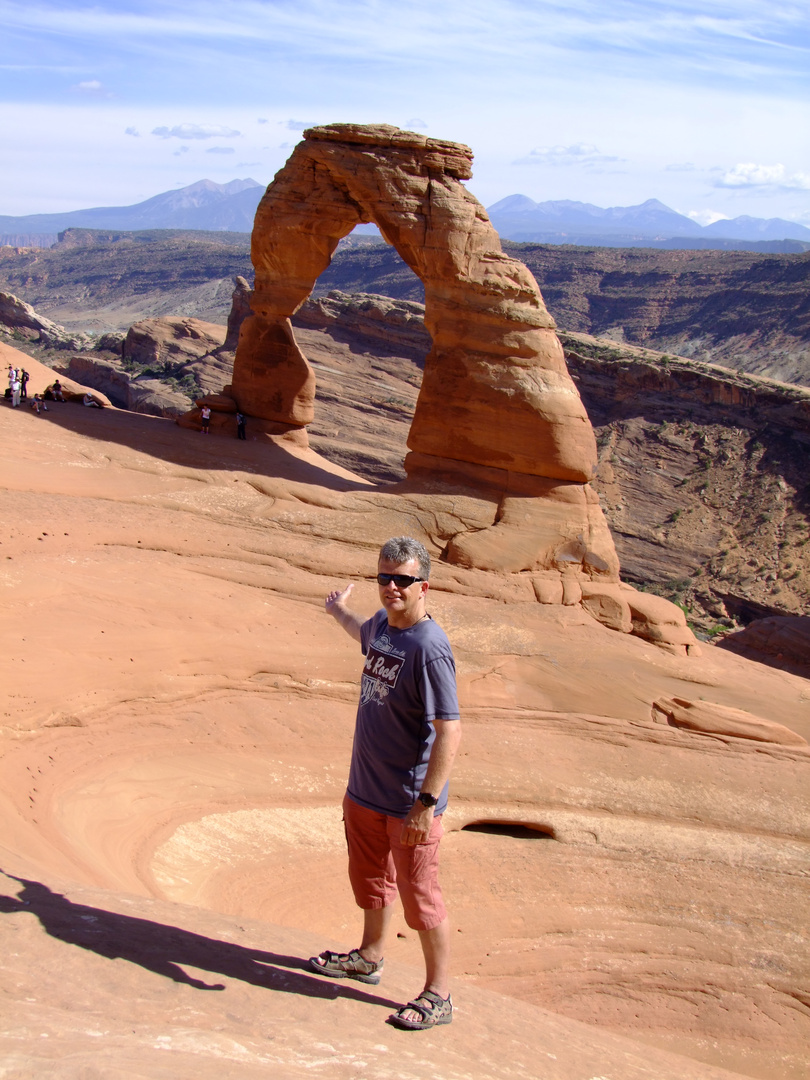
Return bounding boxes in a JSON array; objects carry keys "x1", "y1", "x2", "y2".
[{"x1": 1, "y1": 0, "x2": 809, "y2": 223}]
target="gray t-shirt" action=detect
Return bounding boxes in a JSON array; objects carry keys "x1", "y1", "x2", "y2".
[{"x1": 346, "y1": 610, "x2": 460, "y2": 818}]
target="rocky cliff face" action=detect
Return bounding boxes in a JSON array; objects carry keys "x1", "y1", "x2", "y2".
[
  {"x1": 562, "y1": 333, "x2": 810, "y2": 630},
  {"x1": 312, "y1": 242, "x2": 810, "y2": 387}
]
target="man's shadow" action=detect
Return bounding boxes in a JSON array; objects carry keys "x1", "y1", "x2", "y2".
[{"x1": 0, "y1": 870, "x2": 398, "y2": 1007}]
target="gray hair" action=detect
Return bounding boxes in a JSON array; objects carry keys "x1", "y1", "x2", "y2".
[{"x1": 379, "y1": 536, "x2": 431, "y2": 581}]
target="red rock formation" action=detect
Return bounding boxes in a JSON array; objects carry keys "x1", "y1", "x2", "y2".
[
  {"x1": 234, "y1": 123, "x2": 596, "y2": 483},
  {"x1": 225, "y1": 124, "x2": 694, "y2": 649},
  {"x1": 221, "y1": 276, "x2": 253, "y2": 352},
  {"x1": 652, "y1": 696, "x2": 807, "y2": 747},
  {"x1": 124, "y1": 317, "x2": 226, "y2": 369}
]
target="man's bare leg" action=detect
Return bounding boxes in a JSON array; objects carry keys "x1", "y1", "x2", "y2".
[
  {"x1": 394, "y1": 916, "x2": 451, "y2": 1023},
  {"x1": 358, "y1": 904, "x2": 394, "y2": 964},
  {"x1": 419, "y1": 916, "x2": 451, "y2": 997}
]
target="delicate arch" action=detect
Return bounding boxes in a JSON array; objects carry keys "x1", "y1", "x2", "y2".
[{"x1": 231, "y1": 123, "x2": 597, "y2": 484}]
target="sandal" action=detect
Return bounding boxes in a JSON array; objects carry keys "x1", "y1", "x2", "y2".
[
  {"x1": 387, "y1": 989, "x2": 453, "y2": 1030},
  {"x1": 308, "y1": 948, "x2": 384, "y2": 985}
]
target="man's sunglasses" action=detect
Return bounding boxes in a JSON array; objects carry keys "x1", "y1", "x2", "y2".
[{"x1": 377, "y1": 573, "x2": 424, "y2": 589}]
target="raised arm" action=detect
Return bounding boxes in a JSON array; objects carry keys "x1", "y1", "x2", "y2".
[{"x1": 325, "y1": 583, "x2": 365, "y2": 643}]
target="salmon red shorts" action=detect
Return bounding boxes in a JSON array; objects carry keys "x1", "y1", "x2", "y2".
[{"x1": 342, "y1": 793, "x2": 447, "y2": 932}]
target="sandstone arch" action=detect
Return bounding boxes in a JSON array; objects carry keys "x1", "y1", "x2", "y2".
[
  {"x1": 227, "y1": 124, "x2": 698, "y2": 650},
  {"x1": 232, "y1": 123, "x2": 595, "y2": 484}
]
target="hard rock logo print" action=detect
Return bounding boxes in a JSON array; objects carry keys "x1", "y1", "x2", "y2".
[{"x1": 360, "y1": 634, "x2": 405, "y2": 706}]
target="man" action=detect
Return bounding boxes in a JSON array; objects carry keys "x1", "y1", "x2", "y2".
[{"x1": 310, "y1": 536, "x2": 462, "y2": 1030}]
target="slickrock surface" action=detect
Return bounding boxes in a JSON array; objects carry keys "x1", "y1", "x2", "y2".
[{"x1": 1, "y1": 340, "x2": 808, "y2": 1079}]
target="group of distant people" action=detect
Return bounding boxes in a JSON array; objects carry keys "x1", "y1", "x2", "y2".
[
  {"x1": 8, "y1": 362, "x2": 247, "y2": 433},
  {"x1": 5, "y1": 365, "x2": 104, "y2": 414},
  {"x1": 5, "y1": 364, "x2": 28, "y2": 407}
]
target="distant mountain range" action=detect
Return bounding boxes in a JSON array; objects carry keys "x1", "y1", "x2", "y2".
[
  {"x1": 0, "y1": 179, "x2": 266, "y2": 245},
  {"x1": 487, "y1": 196, "x2": 810, "y2": 252},
  {"x1": 1, "y1": 182, "x2": 809, "y2": 253}
]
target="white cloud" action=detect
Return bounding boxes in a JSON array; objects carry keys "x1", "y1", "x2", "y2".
[
  {"x1": 405, "y1": 117, "x2": 428, "y2": 129},
  {"x1": 686, "y1": 209, "x2": 730, "y2": 226},
  {"x1": 715, "y1": 162, "x2": 810, "y2": 190},
  {"x1": 665, "y1": 162, "x2": 697, "y2": 172},
  {"x1": 515, "y1": 143, "x2": 622, "y2": 167},
  {"x1": 152, "y1": 123, "x2": 241, "y2": 140},
  {"x1": 206, "y1": 146, "x2": 235, "y2": 154},
  {"x1": 280, "y1": 119, "x2": 318, "y2": 131},
  {"x1": 124, "y1": 126, "x2": 140, "y2": 137},
  {"x1": 71, "y1": 79, "x2": 111, "y2": 97}
]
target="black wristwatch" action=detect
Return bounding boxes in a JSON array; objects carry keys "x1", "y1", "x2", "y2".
[{"x1": 418, "y1": 791, "x2": 438, "y2": 808}]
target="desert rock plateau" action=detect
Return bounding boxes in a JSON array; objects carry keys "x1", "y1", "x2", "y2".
[
  {"x1": 2, "y1": 336, "x2": 809, "y2": 1080},
  {"x1": 1, "y1": 124, "x2": 809, "y2": 1080}
]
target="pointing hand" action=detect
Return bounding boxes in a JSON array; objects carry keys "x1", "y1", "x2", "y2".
[{"x1": 325, "y1": 582, "x2": 354, "y2": 614}]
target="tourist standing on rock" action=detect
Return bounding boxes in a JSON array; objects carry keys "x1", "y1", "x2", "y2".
[
  {"x1": 10, "y1": 372, "x2": 21, "y2": 408},
  {"x1": 200, "y1": 405, "x2": 211, "y2": 435},
  {"x1": 236, "y1": 411, "x2": 246, "y2": 440},
  {"x1": 19, "y1": 369, "x2": 29, "y2": 400},
  {"x1": 310, "y1": 536, "x2": 462, "y2": 1030}
]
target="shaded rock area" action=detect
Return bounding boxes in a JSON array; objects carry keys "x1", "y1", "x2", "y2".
[
  {"x1": 652, "y1": 695, "x2": 808, "y2": 746},
  {"x1": 54, "y1": 354, "x2": 193, "y2": 417},
  {"x1": 1, "y1": 385, "x2": 808, "y2": 1080},
  {"x1": 46, "y1": 316, "x2": 234, "y2": 417},
  {"x1": 717, "y1": 615, "x2": 810, "y2": 679}
]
